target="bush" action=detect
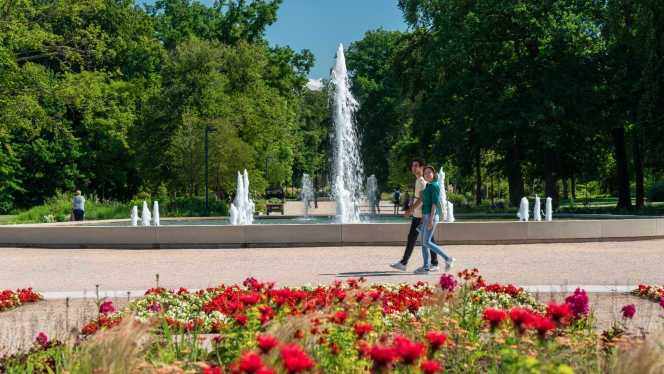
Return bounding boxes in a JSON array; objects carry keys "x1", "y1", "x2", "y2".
[{"x1": 646, "y1": 180, "x2": 664, "y2": 202}]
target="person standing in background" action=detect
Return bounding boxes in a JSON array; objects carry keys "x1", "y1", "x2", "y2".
[{"x1": 72, "y1": 190, "x2": 85, "y2": 221}]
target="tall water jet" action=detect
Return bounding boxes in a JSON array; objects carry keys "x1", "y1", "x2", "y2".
[
  {"x1": 329, "y1": 44, "x2": 363, "y2": 223},
  {"x1": 229, "y1": 170, "x2": 254, "y2": 225},
  {"x1": 517, "y1": 197, "x2": 529, "y2": 221},
  {"x1": 534, "y1": 196, "x2": 542, "y2": 221},
  {"x1": 436, "y1": 167, "x2": 448, "y2": 221},
  {"x1": 153, "y1": 201, "x2": 160, "y2": 226},
  {"x1": 141, "y1": 201, "x2": 152, "y2": 226},
  {"x1": 366, "y1": 175, "x2": 379, "y2": 216},
  {"x1": 545, "y1": 197, "x2": 553, "y2": 221},
  {"x1": 301, "y1": 174, "x2": 314, "y2": 218},
  {"x1": 131, "y1": 206, "x2": 138, "y2": 226}
]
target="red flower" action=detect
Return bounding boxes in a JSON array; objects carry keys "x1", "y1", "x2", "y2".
[
  {"x1": 332, "y1": 310, "x2": 348, "y2": 324},
  {"x1": 483, "y1": 308, "x2": 508, "y2": 332},
  {"x1": 258, "y1": 306, "x2": 274, "y2": 324},
  {"x1": 369, "y1": 290, "x2": 382, "y2": 300},
  {"x1": 546, "y1": 302, "x2": 571, "y2": 325},
  {"x1": 256, "y1": 368, "x2": 276, "y2": 374},
  {"x1": 293, "y1": 329, "x2": 305, "y2": 339},
  {"x1": 420, "y1": 359, "x2": 443, "y2": 374},
  {"x1": 330, "y1": 342, "x2": 341, "y2": 355},
  {"x1": 354, "y1": 291, "x2": 366, "y2": 302},
  {"x1": 535, "y1": 317, "x2": 556, "y2": 339},
  {"x1": 355, "y1": 340, "x2": 369, "y2": 358},
  {"x1": 353, "y1": 323, "x2": 373, "y2": 339},
  {"x1": 335, "y1": 289, "x2": 347, "y2": 302},
  {"x1": 238, "y1": 352, "x2": 264, "y2": 374},
  {"x1": 241, "y1": 293, "x2": 261, "y2": 305},
  {"x1": 280, "y1": 344, "x2": 314, "y2": 373},
  {"x1": 256, "y1": 335, "x2": 279, "y2": 354},
  {"x1": 393, "y1": 335, "x2": 426, "y2": 364},
  {"x1": 425, "y1": 331, "x2": 448, "y2": 349},
  {"x1": 621, "y1": 304, "x2": 636, "y2": 319},
  {"x1": 368, "y1": 345, "x2": 398, "y2": 369},
  {"x1": 201, "y1": 367, "x2": 223, "y2": 374},
  {"x1": 235, "y1": 314, "x2": 249, "y2": 327},
  {"x1": 347, "y1": 279, "x2": 358, "y2": 287},
  {"x1": 509, "y1": 308, "x2": 536, "y2": 335}
]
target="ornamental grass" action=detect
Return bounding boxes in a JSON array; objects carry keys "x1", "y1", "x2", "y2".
[{"x1": 2, "y1": 270, "x2": 664, "y2": 373}]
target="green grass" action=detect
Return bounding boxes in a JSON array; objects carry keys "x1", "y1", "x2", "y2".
[{"x1": 0, "y1": 215, "x2": 17, "y2": 225}]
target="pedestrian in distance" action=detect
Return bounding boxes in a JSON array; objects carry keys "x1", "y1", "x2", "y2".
[
  {"x1": 314, "y1": 190, "x2": 319, "y2": 209},
  {"x1": 375, "y1": 189, "x2": 381, "y2": 213},
  {"x1": 390, "y1": 158, "x2": 439, "y2": 272},
  {"x1": 403, "y1": 189, "x2": 410, "y2": 211},
  {"x1": 72, "y1": 190, "x2": 85, "y2": 221},
  {"x1": 392, "y1": 188, "x2": 401, "y2": 214},
  {"x1": 414, "y1": 165, "x2": 454, "y2": 274}
]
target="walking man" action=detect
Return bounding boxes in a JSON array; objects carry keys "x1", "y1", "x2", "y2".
[
  {"x1": 392, "y1": 188, "x2": 401, "y2": 214},
  {"x1": 390, "y1": 158, "x2": 439, "y2": 271},
  {"x1": 314, "y1": 190, "x2": 318, "y2": 209}
]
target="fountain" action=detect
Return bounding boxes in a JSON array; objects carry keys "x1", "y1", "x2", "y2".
[
  {"x1": 446, "y1": 201, "x2": 455, "y2": 222},
  {"x1": 545, "y1": 197, "x2": 553, "y2": 221},
  {"x1": 130, "y1": 206, "x2": 138, "y2": 226},
  {"x1": 141, "y1": 201, "x2": 152, "y2": 226},
  {"x1": 534, "y1": 196, "x2": 542, "y2": 221},
  {"x1": 517, "y1": 197, "x2": 529, "y2": 221},
  {"x1": 436, "y1": 167, "x2": 449, "y2": 221},
  {"x1": 153, "y1": 201, "x2": 160, "y2": 226},
  {"x1": 229, "y1": 170, "x2": 254, "y2": 225},
  {"x1": 301, "y1": 174, "x2": 314, "y2": 218},
  {"x1": 365, "y1": 175, "x2": 379, "y2": 216},
  {"x1": 329, "y1": 44, "x2": 364, "y2": 223}
]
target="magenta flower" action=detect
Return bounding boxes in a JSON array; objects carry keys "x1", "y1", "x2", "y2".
[
  {"x1": 565, "y1": 288, "x2": 589, "y2": 319},
  {"x1": 439, "y1": 274, "x2": 458, "y2": 291},
  {"x1": 621, "y1": 304, "x2": 636, "y2": 319},
  {"x1": 149, "y1": 301, "x2": 162, "y2": 313},
  {"x1": 660, "y1": 297, "x2": 664, "y2": 308},
  {"x1": 34, "y1": 332, "x2": 48, "y2": 347},
  {"x1": 99, "y1": 301, "x2": 115, "y2": 315}
]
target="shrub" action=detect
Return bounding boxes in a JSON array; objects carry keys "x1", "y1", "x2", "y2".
[{"x1": 646, "y1": 180, "x2": 664, "y2": 202}]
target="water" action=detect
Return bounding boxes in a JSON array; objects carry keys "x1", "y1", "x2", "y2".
[
  {"x1": 301, "y1": 174, "x2": 314, "y2": 218},
  {"x1": 366, "y1": 175, "x2": 379, "y2": 216},
  {"x1": 330, "y1": 44, "x2": 364, "y2": 223},
  {"x1": 229, "y1": 170, "x2": 254, "y2": 225},
  {"x1": 141, "y1": 201, "x2": 152, "y2": 226}
]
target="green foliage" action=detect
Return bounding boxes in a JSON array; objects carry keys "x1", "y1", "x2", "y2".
[{"x1": 646, "y1": 180, "x2": 664, "y2": 202}]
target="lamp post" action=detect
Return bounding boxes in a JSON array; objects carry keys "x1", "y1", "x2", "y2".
[
  {"x1": 205, "y1": 126, "x2": 217, "y2": 215},
  {"x1": 265, "y1": 156, "x2": 273, "y2": 184}
]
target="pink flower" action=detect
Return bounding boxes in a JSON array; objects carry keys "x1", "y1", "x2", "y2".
[
  {"x1": 621, "y1": 304, "x2": 636, "y2": 319},
  {"x1": 34, "y1": 332, "x2": 48, "y2": 347},
  {"x1": 149, "y1": 301, "x2": 162, "y2": 313},
  {"x1": 565, "y1": 288, "x2": 589, "y2": 319},
  {"x1": 99, "y1": 301, "x2": 115, "y2": 315},
  {"x1": 660, "y1": 297, "x2": 664, "y2": 308},
  {"x1": 439, "y1": 274, "x2": 458, "y2": 291}
]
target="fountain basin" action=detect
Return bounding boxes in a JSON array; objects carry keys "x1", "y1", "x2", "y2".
[{"x1": 1, "y1": 219, "x2": 663, "y2": 249}]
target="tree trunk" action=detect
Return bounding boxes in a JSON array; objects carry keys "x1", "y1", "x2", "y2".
[
  {"x1": 475, "y1": 150, "x2": 482, "y2": 206},
  {"x1": 612, "y1": 127, "x2": 632, "y2": 210},
  {"x1": 508, "y1": 143, "x2": 524, "y2": 207},
  {"x1": 632, "y1": 131, "x2": 644, "y2": 211},
  {"x1": 571, "y1": 177, "x2": 576, "y2": 199},
  {"x1": 545, "y1": 150, "x2": 560, "y2": 209},
  {"x1": 563, "y1": 179, "x2": 568, "y2": 200}
]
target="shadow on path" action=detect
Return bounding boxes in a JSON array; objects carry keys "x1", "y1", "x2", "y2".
[{"x1": 320, "y1": 271, "x2": 419, "y2": 278}]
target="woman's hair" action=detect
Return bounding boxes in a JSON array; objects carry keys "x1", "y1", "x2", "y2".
[{"x1": 423, "y1": 165, "x2": 436, "y2": 175}]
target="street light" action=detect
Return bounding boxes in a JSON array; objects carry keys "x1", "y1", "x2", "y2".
[
  {"x1": 205, "y1": 126, "x2": 217, "y2": 215},
  {"x1": 265, "y1": 156, "x2": 274, "y2": 184}
]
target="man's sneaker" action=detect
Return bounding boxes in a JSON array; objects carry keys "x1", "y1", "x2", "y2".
[
  {"x1": 390, "y1": 262, "x2": 407, "y2": 271},
  {"x1": 414, "y1": 266, "x2": 430, "y2": 274},
  {"x1": 445, "y1": 258, "x2": 455, "y2": 271},
  {"x1": 428, "y1": 265, "x2": 440, "y2": 272}
]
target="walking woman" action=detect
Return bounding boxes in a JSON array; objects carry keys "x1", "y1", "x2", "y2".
[{"x1": 414, "y1": 166, "x2": 454, "y2": 274}]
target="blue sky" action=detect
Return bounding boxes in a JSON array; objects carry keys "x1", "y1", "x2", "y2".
[{"x1": 140, "y1": 0, "x2": 408, "y2": 87}]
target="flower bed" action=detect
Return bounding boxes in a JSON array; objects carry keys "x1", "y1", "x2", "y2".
[
  {"x1": 2, "y1": 271, "x2": 662, "y2": 373},
  {"x1": 632, "y1": 284, "x2": 664, "y2": 305},
  {"x1": 0, "y1": 288, "x2": 43, "y2": 311}
]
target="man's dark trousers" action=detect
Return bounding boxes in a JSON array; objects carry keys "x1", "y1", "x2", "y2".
[{"x1": 400, "y1": 217, "x2": 438, "y2": 266}]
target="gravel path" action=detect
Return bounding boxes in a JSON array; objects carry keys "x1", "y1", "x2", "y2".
[{"x1": 1, "y1": 240, "x2": 663, "y2": 292}]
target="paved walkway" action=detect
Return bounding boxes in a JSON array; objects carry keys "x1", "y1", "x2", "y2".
[{"x1": 1, "y1": 240, "x2": 663, "y2": 292}]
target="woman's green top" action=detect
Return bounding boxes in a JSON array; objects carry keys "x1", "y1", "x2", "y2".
[{"x1": 421, "y1": 181, "x2": 439, "y2": 215}]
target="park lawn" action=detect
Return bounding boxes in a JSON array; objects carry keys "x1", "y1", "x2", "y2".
[{"x1": 0, "y1": 215, "x2": 17, "y2": 225}]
